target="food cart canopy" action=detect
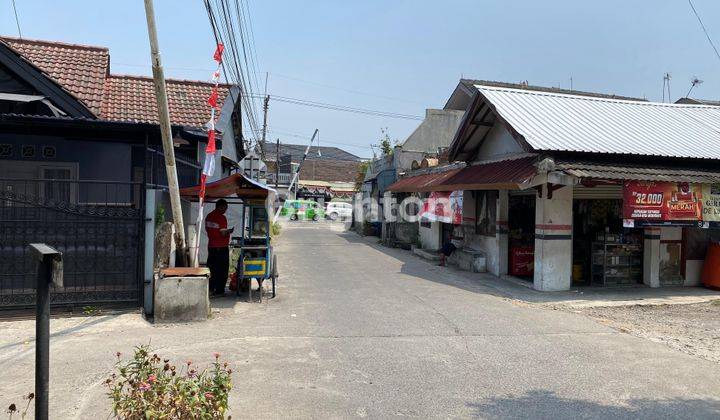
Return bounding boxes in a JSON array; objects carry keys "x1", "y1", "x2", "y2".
[{"x1": 180, "y1": 173, "x2": 276, "y2": 201}]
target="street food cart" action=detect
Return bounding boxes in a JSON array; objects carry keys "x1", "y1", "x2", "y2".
[
  {"x1": 180, "y1": 173, "x2": 277, "y2": 302},
  {"x1": 231, "y1": 198, "x2": 277, "y2": 302}
]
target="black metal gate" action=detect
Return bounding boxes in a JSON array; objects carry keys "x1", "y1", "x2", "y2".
[{"x1": 0, "y1": 179, "x2": 144, "y2": 309}]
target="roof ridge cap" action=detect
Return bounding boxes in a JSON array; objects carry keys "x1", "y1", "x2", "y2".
[
  {"x1": 108, "y1": 74, "x2": 232, "y2": 87},
  {"x1": 0, "y1": 36, "x2": 109, "y2": 52},
  {"x1": 476, "y1": 84, "x2": 666, "y2": 106}
]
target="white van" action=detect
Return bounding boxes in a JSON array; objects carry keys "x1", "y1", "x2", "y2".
[{"x1": 325, "y1": 202, "x2": 353, "y2": 221}]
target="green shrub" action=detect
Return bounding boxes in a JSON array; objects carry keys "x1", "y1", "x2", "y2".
[
  {"x1": 106, "y1": 345, "x2": 232, "y2": 419},
  {"x1": 270, "y1": 222, "x2": 281, "y2": 237}
]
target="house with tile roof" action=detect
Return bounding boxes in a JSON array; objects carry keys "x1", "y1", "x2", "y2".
[
  {"x1": 0, "y1": 36, "x2": 241, "y2": 313},
  {"x1": 260, "y1": 141, "x2": 362, "y2": 202}
]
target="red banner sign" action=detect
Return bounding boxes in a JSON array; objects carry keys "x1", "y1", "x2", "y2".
[
  {"x1": 420, "y1": 191, "x2": 463, "y2": 225},
  {"x1": 623, "y1": 181, "x2": 702, "y2": 221}
]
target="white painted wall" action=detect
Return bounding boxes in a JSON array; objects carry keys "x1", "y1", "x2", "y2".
[
  {"x1": 643, "y1": 228, "x2": 661, "y2": 288},
  {"x1": 685, "y1": 260, "x2": 704, "y2": 286},
  {"x1": 533, "y1": 185, "x2": 573, "y2": 291},
  {"x1": 473, "y1": 124, "x2": 524, "y2": 162},
  {"x1": 420, "y1": 222, "x2": 441, "y2": 250},
  {"x1": 459, "y1": 190, "x2": 502, "y2": 275}
]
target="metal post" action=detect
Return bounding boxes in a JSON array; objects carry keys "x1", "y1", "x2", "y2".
[
  {"x1": 261, "y1": 95, "x2": 270, "y2": 145},
  {"x1": 275, "y1": 138, "x2": 279, "y2": 189},
  {"x1": 273, "y1": 129, "x2": 318, "y2": 222},
  {"x1": 28, "y1": 243, "x2": 62, "y2": 420},
  {"x1": 143, "y1": 0, "x2": 187, "y2": 266}
]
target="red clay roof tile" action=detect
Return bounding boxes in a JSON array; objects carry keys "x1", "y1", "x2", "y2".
[{"x1": 1, "y1": 36, "x2": 229, "y2": 128}]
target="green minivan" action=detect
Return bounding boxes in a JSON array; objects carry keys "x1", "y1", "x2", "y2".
[{"x1": 280, "y1": 199, "x2": 326, "y2": 221}]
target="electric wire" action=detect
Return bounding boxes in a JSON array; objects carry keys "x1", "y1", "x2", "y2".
[
  {"x1": 11, "y1": 0, "x2": 21, "y2": 38},
  {"x1": 246, "y1": 93, "x2": 424, "y2": 120},
  {"x1": 688, "y1": 0, "x2": 720, "y2": 63}
]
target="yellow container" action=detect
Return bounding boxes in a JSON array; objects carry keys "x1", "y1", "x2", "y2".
[
  {"x1": 572, "y1": 264, "x2": 583, "y2": 282},
  {"x1": 243, "y1": 259, "x2": 267, "y2": 276}
]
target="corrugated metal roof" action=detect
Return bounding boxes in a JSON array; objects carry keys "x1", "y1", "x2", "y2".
[
  {"x1": 439, "y1": 156, "x2": 537, "y2": 191},
  {"x1": 475, "y1": 84, "x2": 720, "y2": 159},
  {"x1": 388, "y1": 167, "x2": 462, "y2": 193},
  {"x1": 557, "y1": 161, "x2": 720, "y2": 183},
  {"x1": 388, "y1": 156, "x2": 537, "y2": 192}
]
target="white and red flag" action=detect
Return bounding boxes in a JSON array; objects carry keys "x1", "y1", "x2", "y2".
[{"x1": 193, "y1": 43, "x2": 224, "y2": 265}]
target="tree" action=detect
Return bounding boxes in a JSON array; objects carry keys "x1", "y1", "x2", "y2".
[
  {"x1": 355, "y1": 160, "x2": 370, "y2": 189},
  {"x1": 379, "y1": 128, "x2": 394, "y2": 156}
]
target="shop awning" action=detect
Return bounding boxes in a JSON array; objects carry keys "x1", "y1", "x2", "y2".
[
  {"x1": 179, "y1": 173, "x2": 276, "y2": 201},
  {"x1": 387, "y1": 167, "x2": 463, "y2": 193},
  {"x1": 439, "y1": 156, "x2": 538, "y2": 191},
  {"x1": 557, "y1": 161, "x2": 720, "y2": 184},
  {"x1": 388, "y1": 156, "x2": 538, "y2": 193}
]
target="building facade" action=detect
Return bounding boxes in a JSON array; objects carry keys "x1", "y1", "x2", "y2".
[
  {"x1": 0, "y1": 36, "x2": 238, "y2": 311},
  {"x1": 388, "y1": 80, "x2": 720, "y2": 291}
]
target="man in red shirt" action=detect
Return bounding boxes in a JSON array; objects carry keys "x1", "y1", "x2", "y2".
[{"x1": 205, "y1": 199, "x2": 234, "y2": 295}]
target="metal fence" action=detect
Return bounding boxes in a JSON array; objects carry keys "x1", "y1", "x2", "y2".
[{"x1": 0, "y1": 178, "x2": 144, "y2": 309}]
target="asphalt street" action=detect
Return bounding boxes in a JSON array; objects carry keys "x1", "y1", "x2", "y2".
[{"x1": 1, "y1": 222, "x2": 719, "y2": 418}]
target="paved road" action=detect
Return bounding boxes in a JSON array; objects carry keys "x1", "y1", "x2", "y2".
[{"x1": 1, "y1": 223, "x2": 720, "y2": 418}]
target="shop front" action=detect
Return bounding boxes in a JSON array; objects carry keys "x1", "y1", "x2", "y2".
[
  {"x1": 558, "y1": 161, "x2": 720, "y2": 289},
  {"x1": 508, "y1": 192, "x2": 535, "y2": 278},
  {"x1": 571, "y1": 184, "x2": 644, "y2": 287}
]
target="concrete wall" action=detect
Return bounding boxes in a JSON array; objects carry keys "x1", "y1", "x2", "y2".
[
  {"x1": 154, "y1": 274, "x2": 210, "y2": 323},
  {"x1": 395, "y1": 222, "x2": 419, "y2": 244},
  {"x1": 420, "y1": 221, "x2": 441, "y2": 250},
  {"x1": 533, "y1": 185, "x2": 573, "y2": 291},
  {"x1": 456, "y1": 189, "x2": 509, "y2": 277},
  {"x1": 393, "y1": 148, "x2": 424, "y2": 175},
  {"x1": 401, "y1": 109, "x2": 465, "y2": 154},
  {"x1": 643, "y1": 227, "x2": 661, "y2": 288}
]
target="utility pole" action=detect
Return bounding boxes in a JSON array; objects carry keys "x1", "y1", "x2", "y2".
[
  {"x1": 275, "y1": 138, "x2": 280, "y2": 189},
  {"x1": 259, "y1": 72, "x2": 269, "y2": 157},
  {"x1": 261, "y1": 94, "x2": 270, "y2": 145},
  {"x1": 143, "y1": 0, "x2": 187, "y2": 265}
]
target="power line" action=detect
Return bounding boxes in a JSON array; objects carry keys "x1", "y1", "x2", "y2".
[
  {"x1": 205, "y1": 0, "x2": 265, "y2": 154},
  {"x1": 11, "y1": 0, "x2": 21, "y2": 38},
  {"x1": 248, "y1": 93, "x2": 424, "y2": 120},
  {"x1": 266, "y1": 128, "x2": 372, "y2": 152},
  {"x1": 688, "y1": 0, "x2": 720, "y2": 63},
  {"x1": 268, "y1": 72, "x2": 426, "y2": 105}
]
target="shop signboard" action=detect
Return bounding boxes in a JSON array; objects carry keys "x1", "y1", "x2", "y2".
[
  {"x1": 701, "y1": 183, "x2": 720, "y2": 222},
  {"x1": 420, "y1": 191, "x2": 462, "y2": 225},
  {"x1": 622, "y1": 181, "x2": 711, "y2": 226}
]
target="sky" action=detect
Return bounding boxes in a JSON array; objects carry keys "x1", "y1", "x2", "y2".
[{"x1": 2, "y1": 0, "x2": 720, "y2": 158}]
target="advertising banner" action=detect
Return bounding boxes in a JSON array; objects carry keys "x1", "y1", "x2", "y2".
[
  {"x1": 623, "y1": 181, "x2": 702, "y2": 222},
  {"x1": 701, "y1": 184, "x2": 720, "y2": 222},
  {"x1": 421, "y1": 191, "x2": 462, "y2": 225}
]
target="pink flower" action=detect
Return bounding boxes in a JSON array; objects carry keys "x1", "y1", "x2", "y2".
[
  {"x1": 204, "y1": 392, "x2": 214, "y2": 399},
  {"x1": 148, "y1": 374, "x2": 157, "y2": 384},
  {"x1": 138, "y1": 382, "x2": 151, "y2": 392},
  {"x1": 213, "y1": 352, "x2": 220, "y2": 359}
]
